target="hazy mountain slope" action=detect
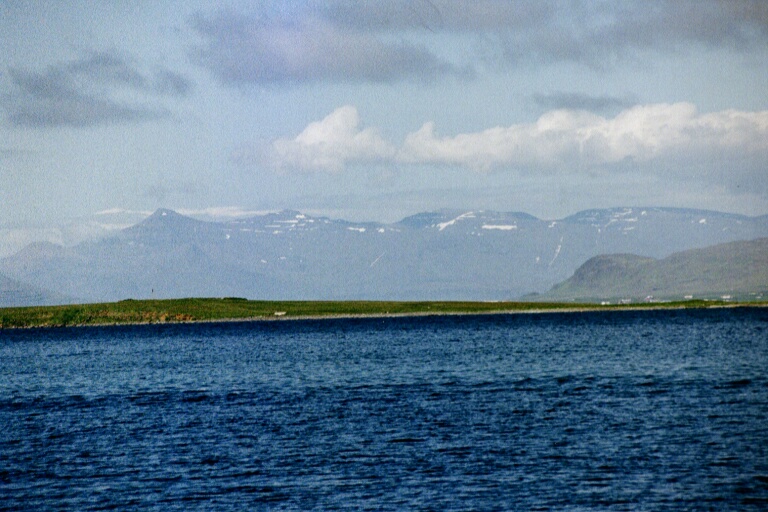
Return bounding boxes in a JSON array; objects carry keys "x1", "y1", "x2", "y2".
[
  {"x1": 0, "y1": 271, "x2": 75, "y2": 307},
  {"x1": 24, "y1": 210, "x2": 287, "y2": 302},
  {"x1": 2, "y1": 207, "x2": 768, "y2": 305},
  {"x1": 544, "y1": 238, "x2": 768, "y2": 301}
]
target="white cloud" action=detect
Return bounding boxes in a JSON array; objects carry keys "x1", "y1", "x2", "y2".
[
  {"x1": 94, "y1": 208, "x2": 153, "y2": 216},
  {"x1": 267, "y1": 103, "x2": 768, "y2": 177},
  {"x1": 401, "y1": 103, "x2": 768, "y2": 172},
  {"x1": 269, "y1": 106, "x2": 396, "y2": 173},
  {"x1": 400, "y1": 112, "x2": 591, "y2": 171},
  {"x1": 176, "y1": 207, "x2": 277, "y2": 220}
]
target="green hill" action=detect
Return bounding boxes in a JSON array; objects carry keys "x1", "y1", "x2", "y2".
[{"x1": 543, "y1": 238, "x2": 768, "y2": 302}]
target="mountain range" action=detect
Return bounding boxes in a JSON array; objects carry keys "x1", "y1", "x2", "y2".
[{"x1": 1, "y1": 207, "x2": 767, "y2": 306}]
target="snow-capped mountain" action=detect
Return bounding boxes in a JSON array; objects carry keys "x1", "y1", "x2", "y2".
[{"x1": 2, "y1": 207, "x2": 767, "y2": 306}]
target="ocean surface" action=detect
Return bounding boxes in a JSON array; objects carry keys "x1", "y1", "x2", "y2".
[{"x1": 1, "y1": 308, "x2": 767, "y2": 510}]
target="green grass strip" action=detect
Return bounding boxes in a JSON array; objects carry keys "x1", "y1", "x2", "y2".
[{"x1": 0, "y1": 298, "x2": 764, "y2": 329}]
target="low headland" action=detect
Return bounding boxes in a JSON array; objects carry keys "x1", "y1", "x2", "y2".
[{"x1": 1, "y1": 297, "x2": 765, "y2": 329}]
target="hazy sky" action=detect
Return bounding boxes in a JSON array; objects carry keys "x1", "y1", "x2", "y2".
[{"x1": 2, "y1": 0, "x2": 767, "y2": 247}]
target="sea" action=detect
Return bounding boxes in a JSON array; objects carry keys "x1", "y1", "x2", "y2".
[{"x1": 1, "y1": 307, "x2": 767, "y2": 511}]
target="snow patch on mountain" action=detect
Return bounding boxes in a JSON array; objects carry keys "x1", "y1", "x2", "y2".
[
  {"x1": 437, "y1": 212, "x2": 475, "y2": 231},
  {"x1": 482, "y1": 225, "x2": 517, "y2": 230}
]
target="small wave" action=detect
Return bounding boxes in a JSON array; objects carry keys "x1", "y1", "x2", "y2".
[
  {"x1": 388, "y1": 437, "x2": 425, "y2": 444},
  {"x1": 720, "y1": 378, "x2": 753, "y2": 388}
]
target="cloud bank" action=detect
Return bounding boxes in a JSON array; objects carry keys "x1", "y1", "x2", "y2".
[
  {"x1": 2, "y1": 51, "x2": 192, "y2": 128},
  {"x1": 265, "y1": 104, "x2": 768, "y2": 185},
  {"x1": 191, "y1": 9, "x2": 470, "y2": 86},
  {"x1": 401, "y1": 104, "x2": 768, "y2": 172},
  {"x1": 191, "y1": 1, "x2": 768, "y2": 85}
]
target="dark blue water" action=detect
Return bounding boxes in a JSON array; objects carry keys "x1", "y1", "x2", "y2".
[{"x1": 1, "y1": 308, "x2": 767, "y2": 510}]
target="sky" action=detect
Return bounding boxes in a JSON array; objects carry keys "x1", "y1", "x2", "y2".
[{"x1": 1, "y1": 0, "x2": 767, "y2": 256}]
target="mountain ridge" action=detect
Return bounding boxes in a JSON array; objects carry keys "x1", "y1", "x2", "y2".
[{"x1": 2, "y1": 206, "x2": 767, "y2": 306}]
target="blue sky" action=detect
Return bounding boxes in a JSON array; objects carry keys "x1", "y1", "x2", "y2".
[{"x1": 1, "y1": 0, "x2": 767, "y2": 254}]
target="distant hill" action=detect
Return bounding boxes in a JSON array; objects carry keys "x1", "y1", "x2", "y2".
[
  {"x1": 2, "y1": 207, "x2": 768, "y2": 306},
  {"x1": 542, "y1": 238, "x2": 768, "y2": 302},
  {"x1": 0, "y1": 271, "x2": 75, "y2": 307}
]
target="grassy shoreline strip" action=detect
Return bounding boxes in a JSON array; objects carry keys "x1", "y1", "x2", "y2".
[{"x1": 1, "y1": 298, "x2": 765, "y2": 329}]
